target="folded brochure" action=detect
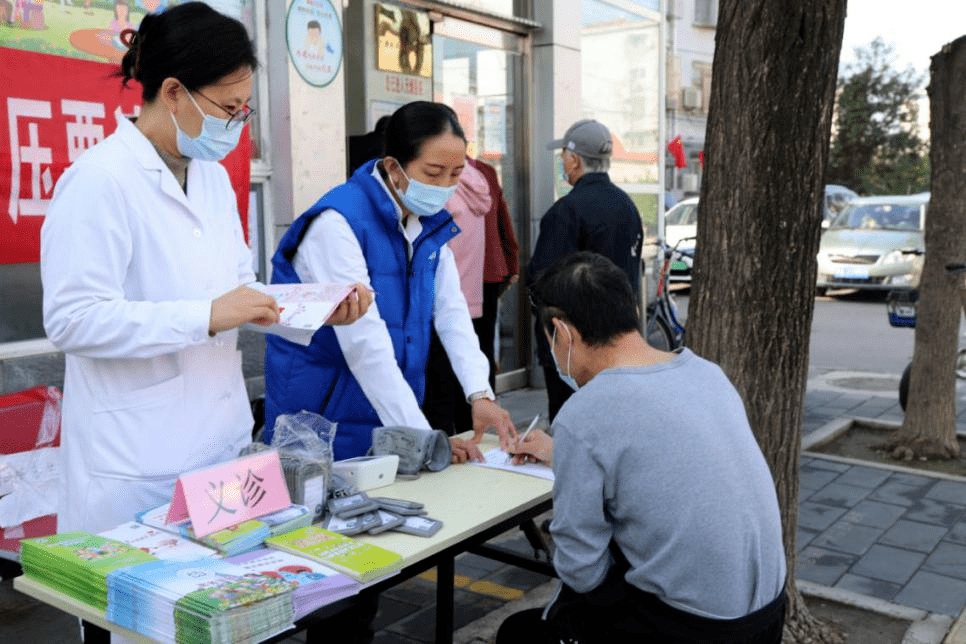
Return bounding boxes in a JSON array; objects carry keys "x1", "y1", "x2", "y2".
[{"x1": 244, "y1": 283, "x2": 356, "y2": 345}]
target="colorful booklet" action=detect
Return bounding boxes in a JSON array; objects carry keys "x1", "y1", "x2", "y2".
[
  {"x1": 136, "y1": 503, "x2": 270, "y2": 557},
  {"x1": 106, "y1": 558, "x2": 295, "y2": 644},
  {"x1": 20, "y1": 531, "x2": 157, "y2": 610},
  {"x1": 228, "y1": 547, "x2": 360, "y2": 619},
  {"x1": 99, "y1": 521, "x2": 218, "y2": 561},
  {"x1": 265, "y1": 526, "x2": 402, "y2": 584}
]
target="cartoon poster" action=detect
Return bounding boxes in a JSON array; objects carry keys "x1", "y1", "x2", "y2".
[
  {"x1": 374, "y1": 2, "x2": 431, "y2": 78},
  {"x1": 0, "y1": 0, "x2": 253, "y2": 63},
  {"x1": 286, "y1": 0, "x2": 342, "y2": 88}
]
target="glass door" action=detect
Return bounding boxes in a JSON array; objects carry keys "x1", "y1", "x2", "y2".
[{"x1": 432, "y1": 17, "x2": 530, "y2": 388}]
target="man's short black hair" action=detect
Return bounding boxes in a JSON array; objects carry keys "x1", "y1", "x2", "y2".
[{"x1": 530, "y1": 251, "x2": 640, "y2": 346}]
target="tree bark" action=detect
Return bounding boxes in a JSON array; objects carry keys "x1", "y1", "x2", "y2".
[
  {"x1": 686, "y1": 1, "x2": 846, "y2": 641},
  {"x1": 882, "y1": 36, "x2": 966, "y2": 461}
]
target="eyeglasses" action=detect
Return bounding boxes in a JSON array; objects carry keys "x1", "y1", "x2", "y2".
[{"x1": 193, "y1": 88, "x2": 256, "y2": 130}]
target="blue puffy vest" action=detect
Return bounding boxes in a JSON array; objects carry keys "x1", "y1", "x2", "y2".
[{"x1": 262, "y1": 160, "x2": 459, "y2": 459}]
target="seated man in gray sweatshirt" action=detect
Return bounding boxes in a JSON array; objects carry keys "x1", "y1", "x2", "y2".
[{"x1": 497, "y1": 251, "x2": 786, "y2": 644}]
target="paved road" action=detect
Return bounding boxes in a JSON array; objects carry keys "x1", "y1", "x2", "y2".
[{"x1": 672, "y1": 288, "x2": 917, "y2": 375}]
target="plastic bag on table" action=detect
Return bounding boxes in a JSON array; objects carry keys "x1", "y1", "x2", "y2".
[{"x1": 239, "y1": 411, "x2": 337, "y2": 522}]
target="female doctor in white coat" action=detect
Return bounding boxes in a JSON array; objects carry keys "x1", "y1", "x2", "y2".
[{"x1": 40, "y1": 2, "x2": 370, "y2": 536}]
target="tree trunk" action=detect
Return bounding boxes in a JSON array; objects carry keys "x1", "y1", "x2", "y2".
[
  {"x1": 882, "y1": 37, "x2": 966, "y2": 461},
  {"x1": 686, "y1": 1, "x2": 846, "y2": 642}
]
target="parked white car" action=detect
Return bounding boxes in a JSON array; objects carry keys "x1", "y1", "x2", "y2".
[{"x1": 663, "y1": 197, "x2": 698, "y2": 282}]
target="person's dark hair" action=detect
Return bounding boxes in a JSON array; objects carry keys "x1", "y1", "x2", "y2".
[
  {"x1": 531, "y1": 252, "x2": 640, "y2": 347},
  {"x1": 118, "y1": 2, "x2": 258, "y2": 102},
  {"x1": 307, "y1": 20, "x2": 320, "y2": 30},
  {"x1": 384, "y1": 101, "x2": 466, "y2": 167}
]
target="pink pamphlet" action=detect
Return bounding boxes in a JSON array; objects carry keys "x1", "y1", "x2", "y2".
[{"x1": 166, "y1": 450, "x2": 291, "y2": 538}]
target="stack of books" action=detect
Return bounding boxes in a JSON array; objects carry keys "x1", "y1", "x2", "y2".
[
  {"x1": 99, "y1": 522, "x2": 218, "y2": 561},
  {"x1": 20, "y1": 532, "x2": 158, "y2": 611},
  {"x1": 106, "y1": 558, "x2": 296, "y2": 644},
  {"x1": 227, "y1": 548, "x2": 360, "y2": 619},
  {"x1": 265, "y1": 526, "x2": 403, "y2": 584},
  {"x1": 137, "y1": 503, "x2": 270, "y2": 557}
]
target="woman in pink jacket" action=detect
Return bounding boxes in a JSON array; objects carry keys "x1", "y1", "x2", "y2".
[{"x1": 422, "y1": 157, "x2": 519, "y2": 434}]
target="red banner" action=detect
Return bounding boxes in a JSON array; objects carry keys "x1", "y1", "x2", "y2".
[{"x1": 0, "y1": 48, "x2": 251, "y2": 265}]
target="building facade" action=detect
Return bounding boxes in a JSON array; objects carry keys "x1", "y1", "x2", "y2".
[
  {"x1": 0, "y1": 0, "x2": 668, "y2": 398},
  {"x1": 665, "y1": 0, "x2": 715, "y2": 204}
]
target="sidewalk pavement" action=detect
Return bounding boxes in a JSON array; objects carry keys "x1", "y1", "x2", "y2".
[
  {"x1": 352, "y1": 372, "x2": 966, "y2": 644},
  {"x1": 4, "y1": 371, "x2": 966, "y2": 643}
]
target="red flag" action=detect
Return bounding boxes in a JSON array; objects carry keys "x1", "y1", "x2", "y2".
[{"x1": 667, "y1": 136, "x2": 687, "y2": 169}]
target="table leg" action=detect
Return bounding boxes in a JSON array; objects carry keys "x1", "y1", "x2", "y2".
[
  {"x1": 81, "y1": 620, "x2": 110, "y2": 644},
  {"x1": 435, "y1": 556, "x2": 455, "y2": 644}
]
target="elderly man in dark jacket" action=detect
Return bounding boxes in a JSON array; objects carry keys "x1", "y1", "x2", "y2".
[{"x1": 528, "y1": 119, "x2": 643, "y2": 421}]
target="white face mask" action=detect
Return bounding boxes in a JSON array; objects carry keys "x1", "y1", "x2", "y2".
[
  {"x1": 550, "y1": 324, "x2": 579, "y2": 391},
  {"x1": 170, "y1": 87, "x2": 243, "y2": 161},
  {"x1": 391, "y1": 159, "x2": 458, "y2": 217}
]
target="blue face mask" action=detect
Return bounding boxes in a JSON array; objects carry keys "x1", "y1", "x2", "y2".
[
  {"x1": 171, "y1": 88, "x2": 243, "y2": 161},
  {"x1": 550, "y1": 325, "x2": 579, "y2": 391},
  {"x1": 392, "y1": 160, "x2": 458, "y2": 217}
]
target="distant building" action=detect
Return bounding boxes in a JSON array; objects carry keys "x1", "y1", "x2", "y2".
[{"x1": 665, "y1": 0, "x2": 716, "y2": 201}]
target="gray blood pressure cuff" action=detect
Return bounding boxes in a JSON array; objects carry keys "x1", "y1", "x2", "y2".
[{"x1": 371, "y1": 426, "x2": 451, "y2": 475}]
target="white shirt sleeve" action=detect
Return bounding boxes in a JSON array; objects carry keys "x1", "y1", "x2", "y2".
[
  {"x1": 41, "y1": 164, "x2": 212, "y2": 359},
  {"x1": 292, "y1": 209, "x2": 431, "y2": 429},
  {"x1": 433, "y1": 244, "x2": 492, "y2": 399}
]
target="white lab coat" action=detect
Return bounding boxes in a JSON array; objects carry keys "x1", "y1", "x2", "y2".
[{"x1": 41, "y1": 115, "x2": 254, "y2": 535}]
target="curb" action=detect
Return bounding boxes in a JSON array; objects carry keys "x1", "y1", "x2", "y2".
[
  {"x1": 797, "y1": 580, "x2": 952, "y2": 644},
  {"x1": 945, "y1": 606, "x2": 966, "y2": 644},
  {"x1": 802, "y1": 416, "x2": 966, "y2": 483}
]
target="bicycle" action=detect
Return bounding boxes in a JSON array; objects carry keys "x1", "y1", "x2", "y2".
[
  {"x1": 644, "y1": 237, "x2": 691, "y2": 351},
  {"x1": 888, "y1": 257, "x2": 966, "y2": 411}
]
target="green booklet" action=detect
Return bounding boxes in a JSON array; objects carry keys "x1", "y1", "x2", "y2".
[
  {"x1": 21, "y1": 531, "x2": 158, "y2": 610},
  {"x1": 265, "y1": 526, "x2": 402, "y2": 583}
]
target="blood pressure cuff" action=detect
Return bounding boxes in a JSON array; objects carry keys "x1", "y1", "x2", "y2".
[{"x1": 371, "y1": 426, "x2": 451, "y2": 475}]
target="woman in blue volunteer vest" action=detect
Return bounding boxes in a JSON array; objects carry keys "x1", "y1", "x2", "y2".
[{"x1": 264, "y1": 101, "x2": 518, "y2": 462}]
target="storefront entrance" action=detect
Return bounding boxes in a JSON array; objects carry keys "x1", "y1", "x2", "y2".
[{"x1": 431, "y1": 16, "x2": 530, "y2": 390}]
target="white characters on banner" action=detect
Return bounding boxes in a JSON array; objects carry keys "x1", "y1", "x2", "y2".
[{"x1": 6, "y1": 98, "x2": 137, "y2": 225}]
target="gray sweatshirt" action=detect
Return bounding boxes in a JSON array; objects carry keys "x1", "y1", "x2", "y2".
[{"x1": 550, "y1": 348, "x2": 786, "y2": 619}]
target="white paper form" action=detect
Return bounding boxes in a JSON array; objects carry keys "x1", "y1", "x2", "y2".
[
  {"x1": 471, "y1": 448, "x2": 555, "y2": 481},
  {"x1": 243, "y1": 283, "x2": 356, "y2": 345}
]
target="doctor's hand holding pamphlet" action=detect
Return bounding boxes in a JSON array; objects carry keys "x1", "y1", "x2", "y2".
[
  {"x1": 38, "y1": 1, "x2": 370, "y2": 540},
  {"x1": 242, "y1": 282, "x2": 374, "y2": 345}
]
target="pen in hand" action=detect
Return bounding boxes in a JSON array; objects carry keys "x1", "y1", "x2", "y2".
[{"x1": 506, "y1": 414, "x2": 540, "y2": 464}]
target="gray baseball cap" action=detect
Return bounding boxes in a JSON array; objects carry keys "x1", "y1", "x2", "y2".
[{"x1": 546, "y1": 119, "x2": 613, "y2": 159}]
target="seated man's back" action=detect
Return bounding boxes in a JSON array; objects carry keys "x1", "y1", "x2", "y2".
[{"x1": 552, "y1": 347, "x2": 786, "y2": 620}]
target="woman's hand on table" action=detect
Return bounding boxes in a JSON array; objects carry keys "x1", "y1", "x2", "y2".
[
  {"x1": 451, "y1": 436, "x2": 484, "y2": 463},
  {"x1": 471, "y1": 399, "x2": 518, "y2": 451},
  {"x1": 326, "y1": 284, "x2": 373, "y2": 326},
  {"x1": 509, "y1": 429, "x2": 553, "y2": 466},
  {"x1": 209, "y1": 285, "x2": 280, "y2": 335}
]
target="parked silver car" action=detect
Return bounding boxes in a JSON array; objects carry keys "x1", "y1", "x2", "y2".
[{"x1": 816, "y1": 193, "x2": 929, "y2": 293}]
